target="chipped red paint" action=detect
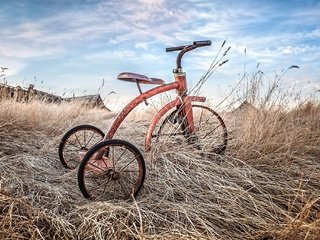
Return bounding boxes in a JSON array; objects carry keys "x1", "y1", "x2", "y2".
[
  {"x1": 103, "y1": 41, "x2": 213, "y2": 151},
  {"x1": 105, "y1": 68, "x2": 207, "y2": 153},
  {"x1": 182, "y1": 95, "x2": 195, "y2": 134},
  {"x1": 174, "y1": 72, "x2": 187, "y2": 95},
  {"x1": 104, "y1": 82, "x2": 179, "y2": 140}
]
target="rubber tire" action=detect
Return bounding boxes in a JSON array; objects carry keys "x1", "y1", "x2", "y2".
[
  {"x1": 77, "y1": 139, "x2": 146, "y2": 200},
  {"x1": 156, "y1": 104, "x2": 228, "y2": 155},
  {"x1": 58, "y1": 125, "x2": 104, "y2": 169}
]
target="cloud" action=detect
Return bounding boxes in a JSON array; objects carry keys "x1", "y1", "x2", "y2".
[
  {"x1": 83, "y1": 49, "x2": 163, "y2": 63},
  {"x1": 1, "y1": 1, "x2": 319, "y2": 52},
  {"x1": 0, "y1": 0, "x2": 319, "y2": 101},
  {"x1": 134, "y1": 42, "x2": 149, "y2": 50},
  {"x1": 0, "y1": 0, "x2": 181, "y2": 58}
]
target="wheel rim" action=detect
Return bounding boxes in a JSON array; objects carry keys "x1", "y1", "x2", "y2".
[
  {"x1": 81, "y1": 143, "x2": 144, "y2": 201},
  {"x1": 61, "y1": 128, "x2": 104, "y2": 169},
  {"x1": 153, "y1": 105, "x2": 227, "y2": 155}
]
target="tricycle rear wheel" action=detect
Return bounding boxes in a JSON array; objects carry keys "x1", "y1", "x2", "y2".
[
  {"x1": 77, "y1": 139, "x2": 145, "y2": 201},
  {"x1": 58, "y1": 125, "x2": 104, "y2": 169}
]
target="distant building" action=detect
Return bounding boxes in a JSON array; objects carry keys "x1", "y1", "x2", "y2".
[
  {"x1": 64, "y1": 94, "x2": 110, "y2": 111},
  {"x1": 0, "y1": 83, "x2": 62, "y2": 102},
  {"x1": 0, "y1": 83, "x2": 110, "y2": 111}
]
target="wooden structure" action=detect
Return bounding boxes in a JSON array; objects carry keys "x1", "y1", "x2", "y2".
[
  {"x1": 0, "y1": 84, "x2": 62, "y2": 103},
  {"x1": 64, "y1": 94, "x2": 110, "y2": 111},
  {"x1": 0, "y1": 83, "x2": 109, "y2": 110}
]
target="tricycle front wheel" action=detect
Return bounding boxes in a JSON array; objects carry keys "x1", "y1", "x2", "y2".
[{"x1": 154, "y1": 105, "x2": 228, "y2": 155}]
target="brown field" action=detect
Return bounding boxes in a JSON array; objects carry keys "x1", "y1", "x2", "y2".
[{"x1": 0, "y1": 96, "x2": 320, "y2": 239}]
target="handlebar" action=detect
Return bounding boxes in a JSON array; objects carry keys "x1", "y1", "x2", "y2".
[
  {"x1": 193, "y1": 40, "x2": 212, "y2": 47},
  {"x1": 166, "y1": 40, "x2": 211, "y2": 52},
  {"x1": 166, "y1": 40, "x2": 212, "y2": 69},
  {"x1": 166, "y1": 45, "x2": 185, "y2": 52}
]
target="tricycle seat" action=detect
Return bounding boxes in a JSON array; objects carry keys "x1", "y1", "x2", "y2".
[{"x1": 117, "y1": 72, "x2": 165, "y2": 85}]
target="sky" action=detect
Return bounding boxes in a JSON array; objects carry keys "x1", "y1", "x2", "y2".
[{"x1": 0, "y1": 0, "x2": 319, "y2": 110}]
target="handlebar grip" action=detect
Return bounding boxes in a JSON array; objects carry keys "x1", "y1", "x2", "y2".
[
  {"x1": 166, "y1": 45, "x2": 187, "y2": 52},
  {"x1": 193, "y1": 40, "x2": 212, "y2": 47}
]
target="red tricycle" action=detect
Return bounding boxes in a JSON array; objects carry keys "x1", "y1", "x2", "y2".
[{"x1": 59, "y1": 40, "x2": 228, "y2": 201}]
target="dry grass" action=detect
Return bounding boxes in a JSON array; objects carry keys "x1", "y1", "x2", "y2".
[{"x1": 0, "y1": 96, "x2": 320, "y2": 239}]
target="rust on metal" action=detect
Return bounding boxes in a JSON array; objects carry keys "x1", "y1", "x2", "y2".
[
  {"x1": 144, "y1": 96, "x2": 206, "y2": 152},
  {"x1": 174, "y1": 72, "x2": 187, "y2": 95},
  {"x1": 104, "y1": 82, "x2": 179, "y2": 140},
  {"x1": 117, "y1": 72, "x2": 165, "y2": 85},
  {"x1": 181, "y1": 95, "x2": 195, "y2": 134}
]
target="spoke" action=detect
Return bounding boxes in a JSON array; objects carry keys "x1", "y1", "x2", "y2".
[
  {"x1": 114, "y1": 147, "x2": 128, "y2": 168},
  {"x1": 88, "y1": 176, "x2": 110, "y2": 191},
  {"x1": 119, "y1": 157, "x2": 138, "y2": 173},
  {"x1": 83, "y1": 130, "x2": 86, "y2": 147},
  {"x1": 83, "y1": 132, "x2": 97, "y2": 148},
  {"x1": 121, "y1": 170, "x2": 139, "y2": 173},
  {"x1": 74, "y1": 133, "x2": 83, "y2": 148},
  {"x1": 87, "y1": 161, "x2": 108, "y2": 172},
  {"x1": 112, "y1": 181, "x2": 116, "y2": 199},
  {"x1": 118, "y1": 179, "x2": 130, "y2": 196},
  {"x1": 101, "y1": 157, "x2": 109, "y2": 169},
  {"x1": 96, "y1": 181, "x2": 110, "y2": 200},
  {"x1": 201, "y1": 124, "x2": 221, "y2": 139},
  {"x1": 112, "y1": 146, "x2": 115, "y2": 170},
  {"x1": 65, "y1": 140, "x2": 82, "y2": 149},
  {"x1": 85, "y1": 170, "x2": 110, "y2": 179},
  {"x1": 204, "y1": 117, "x2": 212, "y2": 126},
  {"x1": 64, "y1": 148, "x2": 80, "y2": 153},
  {"x1": 160, "y1": 132, "x2": 185, "y2": 137},
  {"x1": 198, "y1": 109, "x2": 204, "y2": 130}
]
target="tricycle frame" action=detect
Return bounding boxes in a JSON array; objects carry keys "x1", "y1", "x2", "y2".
[{"x1": 103, "y1": 72, "x2": 206, "y2": 152}]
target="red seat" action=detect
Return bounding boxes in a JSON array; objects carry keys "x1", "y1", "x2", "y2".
[{"x1": 117, "y1": 72, "x2": 165, "y2": 85}]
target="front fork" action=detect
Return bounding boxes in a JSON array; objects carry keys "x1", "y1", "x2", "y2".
[
  {"x1": 174, "y1": 70, "x2": 195, "y2": 136},
  {"x1": 177, "y1": 99, "x2": 200, "y2": 147},
  {"x1": 176, "y1": 96, "x2": 195, "y2": 136}
]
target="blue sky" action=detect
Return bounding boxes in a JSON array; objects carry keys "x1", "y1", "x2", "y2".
[{"x1": 1, "y1": 0, "x2": 319, "y2": 110}]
